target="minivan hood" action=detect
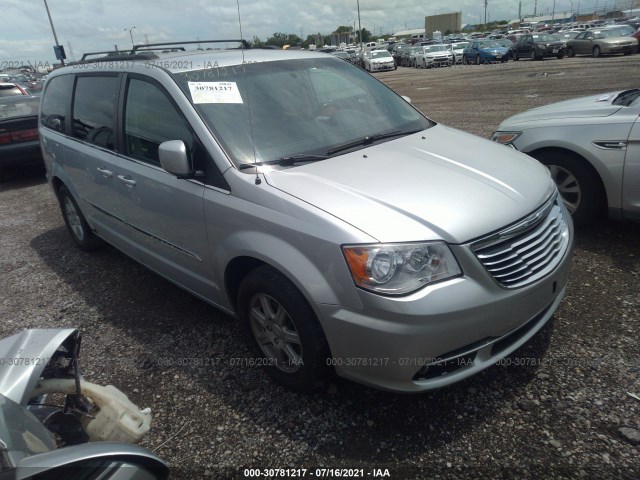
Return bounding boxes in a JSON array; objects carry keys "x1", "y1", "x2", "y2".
[
  {"x1": 501, "y1": 91, "x2": 623, "y2": 125},
  {"x1": 264, "y1": 125, "x2": 555, "y2": 244}
]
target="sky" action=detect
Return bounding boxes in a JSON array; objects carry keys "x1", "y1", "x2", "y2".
[{"x1": 1, "y1": 0, "x2": 618, "y2": 65}]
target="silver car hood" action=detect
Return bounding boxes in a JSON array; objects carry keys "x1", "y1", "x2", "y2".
[
  {"x1": 502, "y1": 91, "x2": 624, "y2": 125},
  {"x1": 265, "y1": 125, "x2": 555, "y2": 244},
  {"x1": 0, "y1": 328, "x2": 78, "y2": 405}
]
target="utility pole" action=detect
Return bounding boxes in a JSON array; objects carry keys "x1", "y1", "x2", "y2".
[
  {"x1": 518, "y1": 1, "x2": 522, "y2": 19},
  {"x1": 44, "y1": 0, "x2": 65, "y2": 66},
  {"x1": 124, "y1": 26, "x2": 136, "y2": 48},
  {"x1": 552, "y1": 0, "x2": 556, "y2": 19},
  {"x1": 484, "y1": 0, "x2": 488, "y2": 24},
  {"x1": 534, "y1": 0, "x2": 537, "y2": 15},
  {"x1": 357, "y1": 0, "x2": 362, "y2": 50}
]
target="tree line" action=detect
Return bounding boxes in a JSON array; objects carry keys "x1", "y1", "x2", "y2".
[{"x1": 251, "y1": 26, "x2": 374, "y2": 48}]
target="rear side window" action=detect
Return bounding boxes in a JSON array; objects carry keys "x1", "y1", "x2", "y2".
[
  {"x1": 72, "y1": 76, "x2": 119, "y2": 150},
  {"x1": 40, "y1": 75, "x2": 73, "y2": 132}
]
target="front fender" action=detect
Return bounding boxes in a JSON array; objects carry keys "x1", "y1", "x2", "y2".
[
  {"x1": 217, "y1": 231, "x2": 364, "y2": 314},
  {"x1": 0, "y1": 329, "x2": 79, "y2": 405}
]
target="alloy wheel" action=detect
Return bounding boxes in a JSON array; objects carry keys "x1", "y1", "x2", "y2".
[
  {"x1": 548, "y1": 164, "x2": 581, "y2": 214},
  {"x1": 64, "y1": 196, "x2": 85, "y2": 242},
  {"x1": 249, "y1": 293, "x2": 303, "y2": 373}
]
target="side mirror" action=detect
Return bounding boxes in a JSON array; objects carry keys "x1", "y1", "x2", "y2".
[
  {"x1": 158, "y1": 140, "x2": 191, "y2": 177},
  {"x1": 15, "y1": 443, "x2": 170, "y2": 480}
]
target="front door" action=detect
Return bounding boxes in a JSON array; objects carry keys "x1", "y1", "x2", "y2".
[{"x1": 114, "y1": 75, "x2": 215, "y2": 300}]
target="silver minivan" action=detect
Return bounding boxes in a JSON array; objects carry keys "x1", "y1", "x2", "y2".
[{"x1": 40, "y1": 41, "x2": 573, "y2": 393}]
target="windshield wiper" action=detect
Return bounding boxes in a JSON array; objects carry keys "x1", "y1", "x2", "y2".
[
  {"x1": 238, "y1": 154, "x2": 330, "y2": 170},
  {"x1": 327, "y1": 129, "x2": 423, "y2": 156}
]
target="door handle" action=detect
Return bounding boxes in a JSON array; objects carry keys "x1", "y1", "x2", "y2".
[
  {"x1": 97, "y1": 167, "x2": 113, "y2": 178},
  {"x1": 117, "y1": 174, "x2": 136, "y2": 187}
]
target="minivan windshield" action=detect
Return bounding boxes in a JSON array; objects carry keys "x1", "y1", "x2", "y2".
[{"x1": 172, "y1": 57, "x2": 432, "y2": 168}]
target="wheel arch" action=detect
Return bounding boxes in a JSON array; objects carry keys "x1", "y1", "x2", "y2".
[
  {"x1": 527, "y1": 146, "x2": 609, "y2": 209},
  {"x1": 221, "y1": 234, "x2": 363, "y2": 316}
]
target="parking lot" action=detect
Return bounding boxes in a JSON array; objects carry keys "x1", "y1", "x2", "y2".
[{"x1": 1, "y1": 54, "x2": 639, "y2": 479}]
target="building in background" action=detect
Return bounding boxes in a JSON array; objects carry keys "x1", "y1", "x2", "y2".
[{"x1": 424, "y1": 12, "x2": 462, "y2": 38}]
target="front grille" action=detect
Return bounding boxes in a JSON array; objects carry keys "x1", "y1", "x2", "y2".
[{"x1": 471, "y1": 194, "x2": 570, "y2": 289}]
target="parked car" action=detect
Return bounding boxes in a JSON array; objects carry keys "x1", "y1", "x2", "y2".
[
  {"x1": 566, "y1": 27, "x2": 636, "y2": 57},
  {"x1": 330, "y1": 51, "x2": 351, "y2": 62},
  {"x1": 40, "y1": 40, "x2": 573, "y2": 393},
  {"x1": 445, "y1": 41, "x2": 469, "y2": 64},
  {"x1": 492, "y1": 88, "x2": 640, "y2": 226},
  {"x1": 392, "y1": 43, "x2": 411, "y2": 66},
  {"x1": 401, "y1": 45, "x2": 420, "y2": 67},
  {"x1": 603, "y1": 24, "x2": 640, "y2": 53},
  {"x1": 363, "y1": 49, "x2": 396, "y2": 72},
  {"x1": 0, "y1": 82, "x2": 28, "y2": 97},
  {"x1": 415, "y1": 44, "x2": 454, "y2": 68},
  {"x1": 493, "y1": 38, "x2": 515, "y2": 59},
  {"x1": 462, "y1": 40, "x2": 510, "y2": 64},
  {"x1": 513, "y1": 33, "x2": 566, "y2": 60},
  {"x1": 0, "y1": 328, "x2": 169, "y2": 479},
  {"x1": 0, "y1": 95, "x2": 42, "y2": 173}
]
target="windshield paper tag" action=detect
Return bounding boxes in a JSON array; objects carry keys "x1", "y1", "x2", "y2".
[{"x1": 188, "y1": 82, "x2": 243, "y2": 104}]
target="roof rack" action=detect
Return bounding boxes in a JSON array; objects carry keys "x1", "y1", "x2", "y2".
[
  {"x1": 78, "y1": 40, "x2": 251, "y2": 64},
  {"x1": 79, "y1": 50, "x2": 158, "y2": 62},
  {"x1": 131, "y1": 39, "x2": 251, "y2": 52}
]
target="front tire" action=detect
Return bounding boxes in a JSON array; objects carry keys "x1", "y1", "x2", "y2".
[
  {"x1": 462, "y1": 55, "x2": 468, "y2": 65},
  {"x1": 475, "y1": 54, "x2": 481, "y2": 65},
  {"x1": 237, "y1": 266, "x2": 332, "y2": 391},
  {"x1": 513, "y1": 51, "x2": 519, "y2": 61},
  {"x1": 57, "y1": 185, "x2": 104, "y2": 251},
  {"x1": 567, "y1": 46, "x2": 575, "y2": 57},
  {"x1": 592, "y1": 45, "x2": 601, "y2": 57},
  {"x1": 531, "y1": 150, "x2": 605, "y2": 227},
  {"x1": 530, "y1": 50, "x2": 537, "y2": 61}
]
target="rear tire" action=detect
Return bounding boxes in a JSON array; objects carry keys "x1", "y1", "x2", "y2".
[
  {"x1": 57, "y1": 185, "x2": 104, "y2": 251},
  {"x1": 557, "y1": 53, "x2": 564, "y2": 59},
  {"x1": 237, "y1": 266, "x2": 333, "y2": 391},
  {"x1": 567, "y1": 46, "x2": 575, "y2": 57},
  {"x1": 530, "y1": 50, "x2": 537, "y2": 61},
  {"x1": 531, "y1": 150, "x2": 605, "y2": 227},
  {"x1": 475, "y1": 54, "x2": 481, "y2": 65}
]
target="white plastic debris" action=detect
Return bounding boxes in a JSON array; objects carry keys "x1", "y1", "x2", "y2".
[{"x1": 32, "y1": 379, "x2": 151, "y2": 444}]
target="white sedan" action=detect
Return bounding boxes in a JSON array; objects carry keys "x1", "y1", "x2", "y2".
[
  {"x1": 415, "y1": 44, "x2": 454, "y2": 68},
  {"x1": 446, "y1": 41, "x2": 469, "y2": 64},
  {"x1": 362, "y1": 49, "x2": 397, "y2": 72}
]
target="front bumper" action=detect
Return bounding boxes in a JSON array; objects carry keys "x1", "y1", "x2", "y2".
[
  {"x1": 541, "y1": 45, "x2": 566, "y2": 56},
  {"x1": 426, "y1": 56, "x2": 453, "y2": 66},
  {"x1": 371, "y1": 62, "x2": 395, "y2": 71},
  {"x1": 317, "y1": 210, "x2": 573, "y2": 393},
  {"x1": 601, "y1": 44, "x2": 635, "y2": 54}
]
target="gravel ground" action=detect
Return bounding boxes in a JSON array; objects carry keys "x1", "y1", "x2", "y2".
[{"x1": 1, "y1": 55, "x2": 640, "y2": 479}]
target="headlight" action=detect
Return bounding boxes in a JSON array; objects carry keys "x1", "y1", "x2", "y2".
[
  {"x1": 491, "y1": 131, "x2": 521, "y2": 144},
  {"x1": 342, "y1": 242, "x2": 462, "y2": 295}
]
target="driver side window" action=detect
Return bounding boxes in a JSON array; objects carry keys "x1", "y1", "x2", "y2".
[{"x1": 124, "y1": 78, "x2": 193, "y2": 166}]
